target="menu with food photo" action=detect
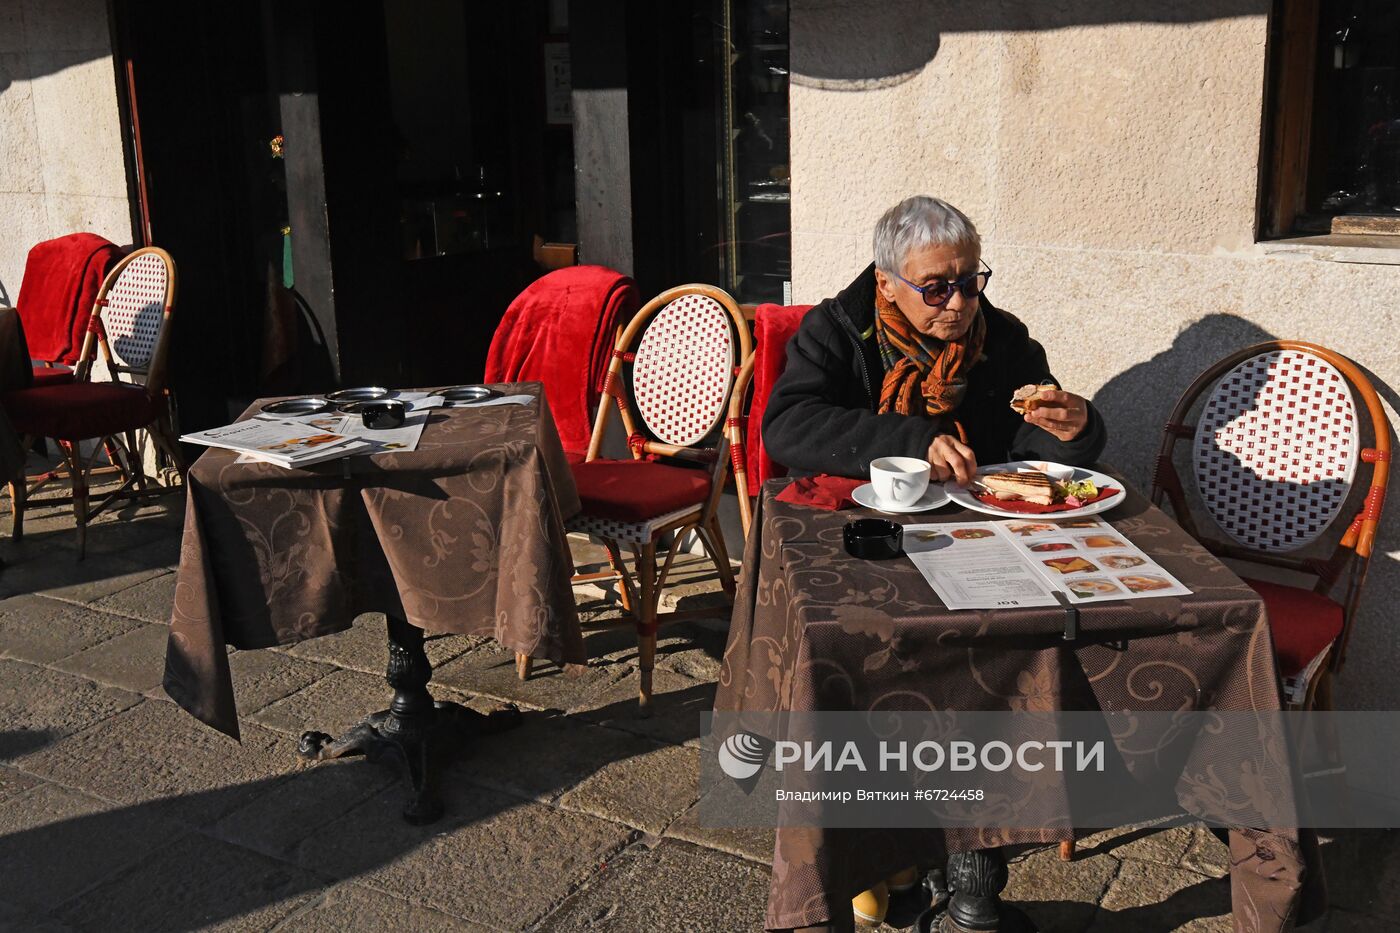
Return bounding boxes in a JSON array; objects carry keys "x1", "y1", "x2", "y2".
[{"x1": 902, "y1": 516, "x2": 1191, "y2": 610}]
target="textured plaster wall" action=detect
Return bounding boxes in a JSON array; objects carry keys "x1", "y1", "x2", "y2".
[
  {"x1": 790, "y1": 2, "x2": 1400, "y2": 709},
  {"x1": 0, "y1": 0, "x2": 132, "y2": 307}
]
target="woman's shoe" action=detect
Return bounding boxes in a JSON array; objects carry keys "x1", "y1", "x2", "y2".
[
  {"x1": 888, "y1": 865, "x2": 920, "y2": 892},
  {"x1": 852, "y1": 881, "x2": 890, "y2": 926}
]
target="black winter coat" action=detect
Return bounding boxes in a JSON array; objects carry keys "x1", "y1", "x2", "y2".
[{"x1": 761, "y1": 264, "x2": 1107, "y2": 478}]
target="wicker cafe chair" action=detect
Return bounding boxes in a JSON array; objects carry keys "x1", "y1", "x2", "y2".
[
  {"x1": 1150, "y1": 341, "x2": 1391, "y2": 711},
  {"x1": 517, "y1": 284, "x2": 753, "y2": 713},
  {"x1": 4, "y1": 247, "x2": 184, "y2": 558}
]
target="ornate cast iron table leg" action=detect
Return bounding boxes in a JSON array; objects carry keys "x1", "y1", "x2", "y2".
[
  {"x1": 297, "y1": 614, "x2": 522, "y2": 825},
  {"x1": 919, "y1": 850, "x2": 1036, "y2": 933}
]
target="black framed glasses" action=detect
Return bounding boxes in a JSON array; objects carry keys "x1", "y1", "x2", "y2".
[{"x1": 893, "y1": 261, "x2": 992, "y2": 308}]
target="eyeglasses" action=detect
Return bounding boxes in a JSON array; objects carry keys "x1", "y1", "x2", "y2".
[{"x1": 893, "y1": 262, "x2": 993, "y2": 308}]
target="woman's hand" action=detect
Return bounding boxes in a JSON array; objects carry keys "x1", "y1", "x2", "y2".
[
  {"x1": 1024, "y1": 390, "x2": 1090, "y2": 442},
  {"x1": 927, "y1": 433, "x2": 977, "y2": 486}
]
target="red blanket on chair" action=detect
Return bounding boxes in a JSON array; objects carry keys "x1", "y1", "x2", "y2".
[
  {"x1": 746, "y1": 303, "x2": 813, "y2": 496},
  {"x1": 15, "y1": 233, "x2": 121, "y2": 366},
  {"x1": 485, "y1": 265, "x2": 639, "y2": 455}
]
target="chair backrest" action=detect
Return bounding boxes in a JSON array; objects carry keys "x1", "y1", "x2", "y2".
[
  {"x1": 1151, "y1": 341, "x2": 1391, "y2": 670},
  {"x1": 76, "y1": 247, "x2": 178, "y2": 396},
  {"x1": 590, "y1": 284, "x2": 753, "y2": 514},
  {"x1": 15, "y1": 233, "x2": 122, "y2": 366}
]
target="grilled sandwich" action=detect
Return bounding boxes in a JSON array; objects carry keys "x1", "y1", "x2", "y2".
[
  {"x1": 977, "y1": 470, "x2": 1056, "y2": 506},
  {"x1": 1010, "y1": 384, "x2": 1057, "y2": 415}
]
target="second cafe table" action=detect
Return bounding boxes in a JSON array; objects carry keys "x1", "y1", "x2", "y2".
[{"x1": 163, "y1": 382, "x2": 585, "y2": 822}]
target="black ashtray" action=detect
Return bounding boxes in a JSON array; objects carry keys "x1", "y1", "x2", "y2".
[
  {"x1": 342, "y1": 399, "x2": 407, "y2": 429},
  {"x1": 843, "y1": 518, "x2": 904, "y2": 560}
]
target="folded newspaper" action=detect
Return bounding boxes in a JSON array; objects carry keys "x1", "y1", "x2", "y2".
[{"x1": 180, "y1": 419, "x2": 368, "y2": 468}]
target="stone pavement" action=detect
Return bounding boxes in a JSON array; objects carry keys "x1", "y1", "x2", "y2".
[{"x1": 0, "y1": 490, "x2": 1395, "y2": 931}]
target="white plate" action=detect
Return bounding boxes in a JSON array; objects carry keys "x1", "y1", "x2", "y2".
[
  {"x1": 946, "y1": 461, "x2": 1124, "y2": 519},
  {"x1": 851, "y1": 482, "x2": 951, "y2": 514}
]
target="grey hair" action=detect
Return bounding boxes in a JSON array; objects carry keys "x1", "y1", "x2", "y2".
[{"x1": 872, "y1": 195, "x2": 980, "y2": 275}]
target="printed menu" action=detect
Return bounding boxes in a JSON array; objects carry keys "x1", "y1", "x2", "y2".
[{"x1": 901, "y1": 517, "x2": 1190, "y2": 611}]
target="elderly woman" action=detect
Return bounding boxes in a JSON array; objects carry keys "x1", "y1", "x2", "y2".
[{"x1": 763, "y1": 195, "x2": 1106, "y2": 485}]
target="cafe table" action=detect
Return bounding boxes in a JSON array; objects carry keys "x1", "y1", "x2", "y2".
[
  {"x1": 715, "y1": 478, "x2": 1324, "y2": 933},
  {"x1": 163, "y1": 382, "x2": 585, "y2": 823}
]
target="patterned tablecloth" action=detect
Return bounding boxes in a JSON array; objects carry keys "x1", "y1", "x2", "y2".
[
  {"x1": 164, "y1": 382, "x2": 584, "y2": 739},
  {"x1": 716, "y1": 480, "x2": 1324, "y2": 932}
]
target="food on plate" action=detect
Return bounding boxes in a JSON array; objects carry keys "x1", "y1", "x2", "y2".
[
  {"x1": 1043, "y1": 556, "x2": 1098, "y2": 574},
  {"x1": 1068, "y1": 578, "x2": 1120, "y2": 598},
  {"x1": 1099, "y1": 554, "x2": 1146, "y2": 569},
  {"x1": 1119, "y1": 574, "x2": 1173, "y2": 593},
  {"x1": 1010, "y1": 383, "x2": 1057, "y2": 415},
  {"x1": 1028, "y1": 540, "x2": 1075, "y2": 553},
  {"x1": 951, "y1": 528, "x2": 994, "y2": 539},
  {"x1": 1055, "y1": 478, "x2": 1099, "y2": 506},
  {"x1": 1007, "y1": 522, "x2": 1057, "y2": 536},
  {"x1": 977, "y1": 470, "x2": 1056, "y2": 506},
  {"x1": 1081, "y1": 535, "x2": 1125, "y2": 549}
]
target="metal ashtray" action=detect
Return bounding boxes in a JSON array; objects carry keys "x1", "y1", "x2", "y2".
[
  {"x1": 437, "y1": 385, "x2": 499, "y2": 407},
  {"x1": 260, "y1": 397, "x2": 334, "y2": 416},
  {"x1": 341, "y1": 399, "x2": 407, "y2": 429},
  {"x1": 327, "y1": 386, "x2": 391, "y2": 404},
  {"x1": 843, "y1": 518, "x2": 904, "y2": 560}
]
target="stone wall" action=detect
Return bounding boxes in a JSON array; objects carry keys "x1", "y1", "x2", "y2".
[
  {"x1": 0, "y1": 0, "x2": 132, "y2": 306},
  {"x1": 790, "y1": 2, "x2": 1400, "y2": 708}
]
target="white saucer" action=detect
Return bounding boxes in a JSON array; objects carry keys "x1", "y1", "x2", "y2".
[{"x1": 851, "y1": 483, "x2": 950, "y2": 514}]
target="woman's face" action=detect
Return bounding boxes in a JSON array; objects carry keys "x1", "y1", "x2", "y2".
[{"x1": 875, "y1": 241, "x2": 981, "y2": 342}]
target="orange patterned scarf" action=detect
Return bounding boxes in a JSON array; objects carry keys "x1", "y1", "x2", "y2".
[{"x1": 874, "y1": 292, "x2": 986, "y2": 417}]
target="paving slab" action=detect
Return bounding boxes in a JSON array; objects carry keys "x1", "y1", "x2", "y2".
[
  {"x1": 1091, "y1": 860, "x2": 1231, "y2": 932},
  {"x1": 270, "y1": 883, "x2": 491, "y2": 932},
  {"x1": 1179, "y1": 827, "x2": 1230, "y2": 878},
  {"x1": 54, "y1": 831, "x2": 324, "y2": 933},
  {"x1": 573, "y1": 665, "x2": 716, "y2": 748},
  {"x1": 280, "y1": 614, "x2": 482, "y2": 674},
  {"x1": 1094, "y1": 824, "x2": 1195, "y2": 867},
  {"x1": 50, "y1": 621, "x2": 170, "y2": 694},
  {"x1": 1321, "y1": 829, "x2": 1400, "y2": 920},
  {"x1": 0, "y1": 546, "x2": 168, "y2": 602},
  {"x1": 294, "y1": 783, "x2": 632, "y2": 929},
  {"x1": 1002, "y1": 843, "x2": 1118, "y2": 931},
  {"x1": 20, "y1": 699, "x2": 298, "y2": 828},
  {"x1": 665, "y1": 789, "x2": 776, "y2": 864},
  {"x1": 248, "y1": 668, "x2": 408, "y2": 739},
  {"x1": 1325, "y1": 908, "x2": 1398, "y2": 931},
  {"x1": 0, "y1": 899, "x2": 74, "y2": 932},
  {"x1": 0, "y1": 594, "x2": 142, "y2": 664},
  {"x1": 210, "y1": 759, "x2": 398, "y2": 860},
  {"x1": 89, "y1": 569, "x2": 177, "y2": 624},
  {"x1": 433, "y1": 640, "x2": 627, "y2": 712},
  {"x1": 0, "y1": 658, "x2": 141, "y2": 764},
  {"x1": 544, "y1": 734, "x2": 700, "y2": 834},
  {"x1": 214, "y1": 649, "x2": 336, "y2": 717},
  {"x1": 0, "y1": 765, "x2": 39, "y2": 804},
  {"x1": 0, "y1": 782, "x2": 189, "y2": 914},
  {"x1": 535, "y1": 838, "x2": 770, "y2": 932}
]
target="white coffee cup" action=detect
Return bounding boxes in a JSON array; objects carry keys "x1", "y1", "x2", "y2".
[{"x1": 869, "y1": 456, "x2": 931, "y2": 508}]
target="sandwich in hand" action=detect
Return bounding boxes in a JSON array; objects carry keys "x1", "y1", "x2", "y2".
[
  {"x1": 1010, "y1": 384, "x2": 1057, "y2": 415},
  {"x1": 976, "y1": 470, "x2": 1056, "y2": 506}
]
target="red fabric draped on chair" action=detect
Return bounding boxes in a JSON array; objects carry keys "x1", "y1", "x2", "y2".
[
  {"x1": 484, "y1": 265, "x2": 640, "y2": 458},
  {"x1": 13, "y1": 233, "x2": 123, "y2": 386}
]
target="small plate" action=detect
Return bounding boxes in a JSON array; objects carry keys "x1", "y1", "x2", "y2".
[
  {"x1": 437, "y1": 385, "x2": 500, "y2": 406},
  {"x1": 851, "y1": 483, "x2": 950, "y2": 514},
  {"x1": 946, "y1": 462, "x2": 1123, "y2": 518},
  {"x1": 260, "y1": 397, "x2": 333, "y2": 416},
  {"x1": 326, "y1": 386, "x2": 391, "y2": 403}
]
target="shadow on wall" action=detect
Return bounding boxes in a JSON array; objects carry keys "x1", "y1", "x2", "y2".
[
  {"x1": 1092, "y1": 314, "x2": 1400, "y2": 709},
  {"x1": 791, "y1": 0, "x2": 1272, "y2": 89}
]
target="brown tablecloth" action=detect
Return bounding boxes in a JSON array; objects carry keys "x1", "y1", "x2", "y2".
[
  {"x1": 164, "y1": 383, "x2": 584, "y2": 740},
  {"x1": 716, "y1": 481, "x2": 1324, "y2": 932},
  {"x1": 0, "y1": 308, "x2": 34, "y2": 485}
]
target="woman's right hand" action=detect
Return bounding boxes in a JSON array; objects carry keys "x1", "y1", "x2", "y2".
[{"x1": 927, "y1": 434, "x2": 977, "y2": 486}]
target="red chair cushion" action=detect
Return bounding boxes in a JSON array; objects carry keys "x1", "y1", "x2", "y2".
[
  {"x1": 2, "y1": 382, "x2": 160, "y2": 441},
  {"x1": 748, "y1": 304, "x2": 813, "y2": 496},
  {"x1": 1243, "y1": 577, "x2": 1344, "y2": 677},
  {"x1": 31, "y1": 366, "x2": 73, "y2": 387},
  {"x1": 571, "y1": 459, "x2": 712, "y2": 522}
]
